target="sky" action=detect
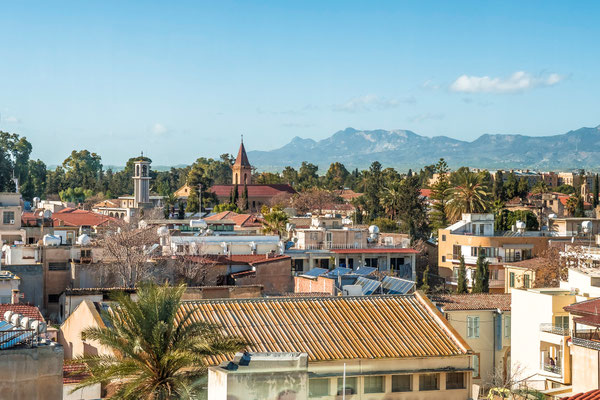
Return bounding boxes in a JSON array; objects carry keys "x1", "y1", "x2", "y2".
[{"x1": 1, "y1": 1, "x2": 599, "y2": 166}]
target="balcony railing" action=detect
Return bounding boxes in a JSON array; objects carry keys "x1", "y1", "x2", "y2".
[
  {"x1": 573, "y1": 336, "x2": 600, "y2": 351},
  {"x1": 540, "y1": 324, "x2": 570, "y2": 336},
  {"x1": 542, "y1": 363, "x2": 562, "y2": 375}
]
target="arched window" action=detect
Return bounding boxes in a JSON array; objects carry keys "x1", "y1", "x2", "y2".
[
  {"x1": 142, "y1": 165, "x2": 147, "y2": 177},
  {"x1": 136, "y1": 165, "x2": 140, "y2": 176}
]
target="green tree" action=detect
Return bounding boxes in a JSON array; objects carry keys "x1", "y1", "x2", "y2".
[
  {"x1": 21, "y1": 159, "x2": 47, "y2": 200},
  {"x1": 472, "y1": 248, "x2": 489, "y2": 293},
  {"x1": 565, "y1": 195, "x2": 578, "y2": 216},
  {"x1": 457, "y1": 255, "x2": 468, "y2": 294},
  {"x1": 186, "y1": 189, "x2": 199, "y2": 214},
  {"x1": 298, "y1": 162, "x2": 319, "y2": 189},
  {"x1": 555, "y1": 184, "x2": 575, "y2": 195},
  {"x1": 213, "y1": 203, "x2": 242, "y2": 213},
  {"x1": 260, "y1": 206, "x2": 288, "y2": 237},
  {"x1": 324, "y1": 162, "x2": 349, "y2": 190},
  {"x1": 492, "y1": 171, "x2": 505, "y2": 201},
  {"x1": 363, "y1": 161, "x2": 384, "y2": 220},
  {"x1": 420, "y1": 265, "x2": 430, "y2": 293},
  {"x1": 62, "y1": 150, "x2": 103, "y2": 190},
  {"x1": 594, "y1": 174, "x2": 599, "y2": 208},
  {"x1": 429, "y1": 158, "x2": 452, "y2": 234},
  {"x1": 74, "y1": 283, "x2": 245, "y2": 399},
  {"x1": 281, "y1": 166, "x2": 299, "y2": 186},
  {"x1": 531, "y1": 181, "x2": 549, "y2": 195},
  {"x1": 504, "y1": 172, "x2": 518, "y2": 199},
  {"x1": 448, "y1": 170, "x2": 491, "y2": 222},
  {"x1": 517, "y1": 177, "x2": 529, "y2": 198},
  {"x1": 575, "y1": 195, "x2": 585, "y2": 217},
  {"x1": 241, "y1": 184, "x2": 249, "y2": 211},
  {"x1": 370, "y1": 217, "x2": 398, "y2": 233}
]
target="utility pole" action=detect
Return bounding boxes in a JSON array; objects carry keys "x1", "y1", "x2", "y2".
[{"x1": 198, "y1": 183, "x2": 203, "y2": 215}]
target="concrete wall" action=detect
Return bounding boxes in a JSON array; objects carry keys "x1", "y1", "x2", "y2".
[
  {"x1": 571, "y1": 345, "x2": 600, "y2": 393},
  {"x1": 234, "y1": 258, "x2": 293, "y2": 295},
  {"x1": 294, "y1": 275, "x2": 335, "y2": 295},
  {"x1": 0, "y1": 344, "x2": 63, "y2": 400},
  {"x1": 446, "y1": 309, "x2": 510, "y2": 388},
  {"x1": 2, "y1": 264, "x2": 44, "y2": 310},
  {"x1": 63, "y1": 383, "x2": 102, "y2": 400}
]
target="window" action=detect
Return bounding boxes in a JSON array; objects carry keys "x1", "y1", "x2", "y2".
[
  {"x1": 3, "y1": 211, "x2": 15, "y2": 224},
  {"x1": 504, "y1": 315, "x2": 511, "y2": 338},
  {"x1": 391, "y1": 375, "x2": 411, "y2": 392},
  {"x1": 509, "y1": 272, "x2": 516, "y2": 288},
  {"x1": 490, "y1": 268, "x2": 499, "y2": 280},
  {"x1": 49, "y1": 262, "x2": 69, "y2": 271},
  {"x1": 473, "y1": 354, "x2": 480, "y2": 378},
  {"x1": 446, "y1": 372, "x2": 465, "y2": 389},
  {"x1": 453, "y1": 245, "x2": 461, "y2": 259},
  {"x1": 524, "y1": 274, "x2": 530, "y2": 288},
  {"x1": 419, "y1": 373, "x2": 439, "y2": 391},
  {"x1": 292, "y1": 259, "x2": 304, "y2": 273},
  {"x1": 337, "y1": 377, "x2": 357, "y2": 395},
  {"x1": 442, "y1": 256, "x2": 446, "y2": 262},
  {"x1": 441, "y1": 234, "x2": 446, "y2": 241},
  {"x1": 48, "y1": 294, "x2": 60, "y2": 303},
  {"x1": 363, "y1": 376, "x2": 385, "y2": 394},
  {"x1": 471, "y1": 247, "x2": 497, "y2": 258},
  {"x1": 479, "y1": 224, "x2": 485, "y2": 235},
  {"x1": 453, "y1": 267, "x2": 459, "y2": 279},
  {"x1": 365, "y1": 258, "x2": 378, "y2": 268},
  {"x1": 309, "y1": 378, "x2": 329, "y2": 398},
  {"x1": 467, "y1": 316, "x2": 480, "y2": 338},
  {"x1": 555, "y1": 315, "x2": 569, "y2": 330}
]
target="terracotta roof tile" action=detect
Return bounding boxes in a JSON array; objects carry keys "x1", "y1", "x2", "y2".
[
  {"x1": 561, "y1": 390, "x2": 600, "y2": 400},
  {"x1": 52, "y1": 208, "x2": 115, "y2": 227},
  {"x1": 564, "y1": 298, "x2": 600, "y2": 316},
  {"x1": 504, "y1": 257, "x2": 547, "y2": 271},
  {"x1": 0, "y1": 304, "x2": 45, "y2": 321},
  {"x1": 432, "y1": 294, "x2": 511, "y2": 312},
  {"x1": 178, "y1": 293, "x2": 470, "y2": 365},
  {"x1": 210, "y1": 184, "x2": 296, "y2": 198},
  {"x1": 63, "y1": 361, "x2": 91, "y2": 385}
]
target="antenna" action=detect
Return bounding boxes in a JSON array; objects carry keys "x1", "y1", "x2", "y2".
[{"x1": 241, "y1": 134, "x2": 243, "y2": 144}]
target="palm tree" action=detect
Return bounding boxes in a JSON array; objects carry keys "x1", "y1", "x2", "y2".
[
  {"x1": 565, "y1": 195, "x2": 578, "y2": 216},
  {"x1": 260, "y1": 206, "x2": 288, "y2": 237},
  {"x1": 73, "y1": 283, "x2": 245, "y2": 399},
  {"x1": 448, "y1": 170, "x2": 491, "y2": 222},
  {"x1": 380, "y1": 183, "x2": 402, "y2": 220}
]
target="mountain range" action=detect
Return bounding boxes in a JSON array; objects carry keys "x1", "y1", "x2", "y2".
[{"x1": 247, "y1": 125, "x2": 600, "y2": 172}]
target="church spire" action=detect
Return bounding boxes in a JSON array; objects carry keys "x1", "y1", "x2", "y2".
[
  {"x1": 232, "y1": 136, "x2": 252, "y2": 184},
  {"x1": 233, "y1": 136, "x2": 251, "y2": 167}
]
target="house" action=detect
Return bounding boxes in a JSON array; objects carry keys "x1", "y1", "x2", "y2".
[
  {"x1": 432, "y1": 294, "x2": 511, "y2": 390},
  {"x1": 52, "y1": 208, "x2": 115, "y2": 244},
  {"x1": 504, "y1": 258, "x2": 545, "y2": 293},
  {"x1": 0, "y1": 192, "x2": 26, "y2": 245},
  {"x1": 205, "y1": 211, "x2": 263, "y2": 233},
  {"x1": 438, "y1": 213, "x2": 553, "y2": 293},
  {"x1": 207, "y1": 140, "x2": 296, "y2": 211},
  {"x1": 59, "y1": 299, "x2": 114, "y2": 359},
  {"x1": 0, "y1": 270, "x2": 21, "y2": 304},
  {"x1": 192, "y1": 293, "x2": 474, "y2": 399}
]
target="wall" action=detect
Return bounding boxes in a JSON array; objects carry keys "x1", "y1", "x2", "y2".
[
  {"x1": 571, "y1": 345, "x2": 600, "y2": 393},
  {"x1": 209, "y1": 368, "x2": 308, "y2": 400},
  {"x1": 235, "y1": 258, "x2": 293, "y2": 295},
  {"x1": 59, "y1": 300, "x2": 113, "y2": 359},
  {"x1": 294, "y1": 276, "x2": 335, "y2": 295},
  {"x1": 63, "y1": 383, "x2": 102, "y2": 400},
  {"x1": 0, "y1": 344, "x2": 63, "y2": 400},
  {"x1": 1, "y1": 264, "x2": 44, "y2": 310}
]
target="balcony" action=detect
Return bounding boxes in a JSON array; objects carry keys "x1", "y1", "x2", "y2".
[
  {"x1": 542, "y1": 363, "x2": 562, "y2": 375},
  {"x1": 540, "y1": 324, "x2": 570, "y2": 336},
  {"x1": 573, "y1": 330, "x2": 600, "y2": 350}
]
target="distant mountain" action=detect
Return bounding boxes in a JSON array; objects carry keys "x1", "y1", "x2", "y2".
[{"x1": 247, "y1": 126, "x2": 600, "y2": 171}]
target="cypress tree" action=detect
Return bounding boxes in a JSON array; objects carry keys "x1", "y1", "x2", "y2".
[
  {"x1": 243, "y1": 183, "x2": 249, "y2": 211},
  {"x1": 232, "y1": 183, "x2": 239, "y2": 205},
  {"x1": 594, "y1": 174, "x2": 599, "y2": 208},
  {"x1": 473, "y1": 247, "x2": 489, "y2": 293},
  {"x1": 457, "y1": 255, "x2": 468, "y2": 293}
]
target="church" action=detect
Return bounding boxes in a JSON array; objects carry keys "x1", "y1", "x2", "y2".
[{"x1": 208, "y1": 139, "x2": 296, "y2": 211}]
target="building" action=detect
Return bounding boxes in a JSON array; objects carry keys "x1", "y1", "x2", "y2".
[
  {"x1": 192, "y1": 293, "x2": 474, "y2": 399},
  {"x1": 438, "y1": 213, "x2": 553, "y2": 293},
  {"x1": 207, "y1": 140, "x2": 296, "y2": 211},
  {"x1": 63, "y1": 361, "x2": 101, "y2": 400},
  {"x1": 0, "y1": 270, "x2": 20, "y2": 304},
  {"x1": 503, "y1": 258, "x2": 545, "y2": 293},
  {"x1": 51, "y1": 208, "x2": 115, "y2": 244},
  {"x1": 209, "y1": 352, "x2": 309, "y2": 400},
  {"x1": 0, "y1": 192, "x2": 26, "y2": 245},
  {"x1": 432, "y1": 294, "x2": 511, "y2": 389},
  {"x1": 204, "y1": 211, "x2": 263, "y2": 233}
]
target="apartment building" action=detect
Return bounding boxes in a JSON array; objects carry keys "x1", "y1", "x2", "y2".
[
  {"x1": 0, "y1": 192, "x2": 26, "y2": 245},
  {"x1": 438, "y1": 213, "x2": 550, "y2": 292}
]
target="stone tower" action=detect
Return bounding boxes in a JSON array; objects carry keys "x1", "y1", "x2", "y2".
[
  {"x1": 232, "y1": 137, "x2": 252, "y2": 185},
  {"x1": 133, "y1": 157, "x2": 151, "y2": 207}
]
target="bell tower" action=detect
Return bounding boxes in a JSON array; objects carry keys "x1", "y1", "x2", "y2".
[
  {"x1": 133, "y1": 155, "x2": 151, "y2": 207},
  {"x1": 232, "y1": 136, "x2": 252, "y2": 185}
]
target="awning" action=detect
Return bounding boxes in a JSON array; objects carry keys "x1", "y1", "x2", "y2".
[
  {"x1": 502, "y1": 244, "x2": 534, "y2": 249},
  {"x1": 574, "y1": 315, "x2": 600, "y2": 327}
]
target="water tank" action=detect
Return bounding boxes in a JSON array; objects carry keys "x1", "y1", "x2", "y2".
[
  {"x1": 33, "y1": 321, "x2": 47, "y2": 334},
  {"x1": 157, "y1": 226, "x2": 169, "y2": 237},
  {"x1": 42, "y1": 234, "x2": 61, "y2": 246},
  {"x1": 20, "y1": 317, "x2": 31, "y2": 330},
  {"x1": 368, "y1": 225, "x2": 380, "y2": 235},
  {"x1": 4, "y1": 310, "x2": 13, "y2": 322},
  {"x1": 76, "y1": 234, "x2": 91, "y2": 246},
  {"x1": 190, "y1": 219, "x2": 208, "y2": 229},
  {"x1": 10, "y1": 313, "x2": 22, "y2": 327},
  {"x1": 583, "y1": 220, "x2": 593, "y2": 234},
  {"x1": 515, "y1": 220, "x2": 526, "y2": 231},
  {"x1": 548, "y1": 213, "x2": 557, "y2": 220}
]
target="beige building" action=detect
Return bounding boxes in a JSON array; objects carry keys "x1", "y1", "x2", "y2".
[
  {"x1": 438, "y1": 213, "x2": 551, "y2": 293},
  {"x1": 433, "y1": 294, "x2": 511, "y2": 390},
  {"x1": 503, "y1": 258, "x2": 543, "y2": 293},
  {"x1": 0, "y1": 192, "x2": 26, "y2": 245}
]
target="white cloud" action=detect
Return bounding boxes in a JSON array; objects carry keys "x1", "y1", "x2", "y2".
[
  {"x1": 3, "y1": 116, "x2": 20, "y2": 123},
  {"x1": 422, "y1": 80, "x2": 440, "y2": 90},
  {"x1": 450, "y1": 71, "x2": 564, "y2": 94},
  {"x1": 151, "y1": 123, "x2": 168, "y2": 135},
  {"x1": 333, "y1": 94, "x2": 416, "y2": 113}
]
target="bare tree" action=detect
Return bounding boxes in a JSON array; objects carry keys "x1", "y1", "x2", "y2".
[
  {"x1": 171, "y1": 242, "x2": 222, "y2": 286},
  {"x1": 97, "y1": 218, "x2": 160, "y2": 287},
  {"x1": 292, "y1": 188, "x2": 341, "y2": 215}
]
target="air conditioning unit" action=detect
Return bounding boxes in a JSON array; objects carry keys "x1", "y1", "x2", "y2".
[{"x1": 9, "y1": 220, "x2": 14, "y2": 224}]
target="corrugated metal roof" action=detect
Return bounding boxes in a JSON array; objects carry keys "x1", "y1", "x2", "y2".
[
  {"x1": 381, "y1": 276, "x2": 415, "y2": 295},
  {"x1": 354, "y1": 276, "x2": 381, "y2": 295},
  {"x1": 179, "y1": 293, "x2": 469, "y2": 365}
]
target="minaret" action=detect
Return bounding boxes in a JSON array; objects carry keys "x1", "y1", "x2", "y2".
[
  {"x1": 232, "y1": 136, "x2": 252, "y2": 185},
  {"x1": 133, "y1": 154, "x2": 151, "y2": 207}
]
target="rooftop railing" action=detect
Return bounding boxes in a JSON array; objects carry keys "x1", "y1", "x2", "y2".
[{"x1": 540, "y1": 324, "x2": 570, "y2": 336}]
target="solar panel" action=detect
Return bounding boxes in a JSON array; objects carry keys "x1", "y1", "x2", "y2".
[
  {"x1": 355, "y1": 276, "x2": 381, "y2": 295},
  {"x1": 327, "y1": 267, "x2": 352, "y2": 277},
  {"x1": 301, "y1": 268, "x2": 328, "y2": 278},
  {"x1": 381, "y1": 276, "x2": 415, "y2": 295},
  {"x1": 354, "y1": 266, "x2": 377, "y2": 276}
]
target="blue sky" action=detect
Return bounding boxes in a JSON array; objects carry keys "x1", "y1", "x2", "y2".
[{"x1": 1, "y1": 1, "x2": 599, "y2": 166}]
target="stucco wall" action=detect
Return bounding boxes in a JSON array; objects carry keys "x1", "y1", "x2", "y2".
[
  {"x1": 2, "y1": 264, "x2": 44, "y2": 310},
  {"x1": 59, "y1": 300, "x2": 113, "y2": 360},
  {"x1": 571, "y1": 345, "x2": 600, "y2": 393},
  {"x1": 0, "y1": 344, "x2": 63, "y2": 400}
]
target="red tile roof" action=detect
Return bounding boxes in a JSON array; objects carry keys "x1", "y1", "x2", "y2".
[
  {"x1": 432, "y1": 294, "x2": 511, "y2": 312},
  {"x1": 21, "y1": 212, "x2": 40, "y2": 226},
  {"x1": 331, "y1": 248, "x2": 419, "y2": 254},
  {"x1": 561, "y1": 390, "x2": 600, "y2": 400},
  {"x1": 63, "y1": 361, "x2": 91, "y2": 385},
  {"x1": 205, "y1": 211, "x2": 263, "y2": 227},
  {"x1": 233, "y1": 141, "x2": 251, "y2": 167},
  {"x1": 0, "y1": 304, "x2": 44, "y2": 321},
  {"x1": 504, "y1": 257, "x2": 548, "y2": 271},
  {"x1": 420, "y1": 189, "x2": 432, "y2": 198},
  {"x1": 564, "y1": 298, "x2": 600, "y2": 316},
  {"x1": 52, "y1": 208, "x2": 115, "y2": 227},
  {"x1": 210, "y1": 184, "x2": 296, "y2": 198},
  {"x1": 335, "y1": 189, "x2": 363, "y2": 201}
]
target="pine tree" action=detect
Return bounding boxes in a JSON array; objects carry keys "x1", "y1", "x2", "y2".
[
  {"x1": 420, "y1": 265, "x2": 430, "y2": 293},
  {"x1": 594, "y1": 174, "x2": 599, "y2": 208},
  {"x1": 472, "y1": 248, "x2": 489, "y2": 293},
  {"x1": 457, "y1": 255, "x2": 468, "y2": 293}
]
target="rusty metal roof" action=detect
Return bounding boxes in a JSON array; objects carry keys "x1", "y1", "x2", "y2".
[{"x1": 179, "y1": 293, "x2": 470, "y2": 364}]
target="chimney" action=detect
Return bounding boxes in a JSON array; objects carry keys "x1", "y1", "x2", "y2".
[{"x1": 11, "y1": 289, "x2": 19, "y2": 304}]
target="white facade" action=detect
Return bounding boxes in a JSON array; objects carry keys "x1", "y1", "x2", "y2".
[
  {"x1": 167, "y1": 235, "x2": 282, "y2": 256},
  {"x1": 0, "y1": 270, "x2": 20, "y2": 303}
]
